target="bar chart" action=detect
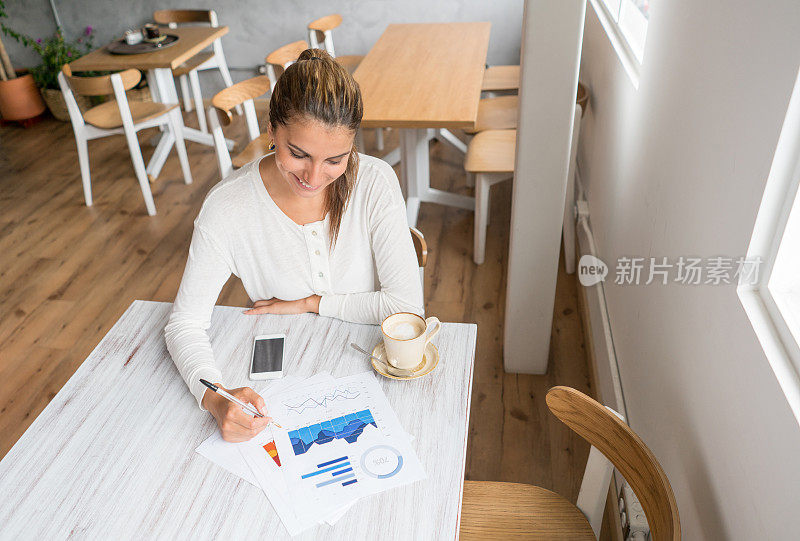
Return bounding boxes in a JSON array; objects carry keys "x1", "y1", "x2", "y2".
[{"x1": 301, "y1": 455, "x2": 359, "y2": 488}]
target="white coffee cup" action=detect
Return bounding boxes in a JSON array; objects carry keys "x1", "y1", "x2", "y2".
[{"x1": 381, "y1": 312, "x2": 441, "y2": 370}]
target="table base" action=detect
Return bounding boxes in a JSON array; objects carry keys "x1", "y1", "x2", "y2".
[
  {"x1": 145, "y1": 68, "x2": 233, "y2": 181},
  {"x1": 399, "y1": 128, "x2": 475, "y2": 226}
]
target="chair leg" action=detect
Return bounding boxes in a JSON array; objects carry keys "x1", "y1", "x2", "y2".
[
  {"x1": 474, "y1": 174, "x2": 490, "y2": 265},
  {"x1": 188, "y1": 70, "x2": 208, "y2": 133},
  {"x1": 179, "y1": 74, "x2": 192, "y2": 112},
  {"x1": 75, "y1": 134, "x2": 92, "y2": 207},
  {"x1": 375, "y1": 128, "x2": 384, "y2": 151},
  {"x1": 123, "y1": 128, "x2": 157, "y2": 216},
  {"x1": 168, "y1": 113, "x2": 194, "y2": 185}
]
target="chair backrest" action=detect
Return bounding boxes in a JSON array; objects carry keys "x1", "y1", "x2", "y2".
[
  {"x1": 410, "y1": 226, "x2": 427, "y2": 268},
  {"x1": 153, "y1": 9, "x2": 217, "y2": 27},
  {"x1": 265, "y1": 40, "x2": 309, "y2": 90},
  {"x1": 208, "y1": 75, "x2": 271, "y2": 178},
  {"x1": 307, "y1": 14, "x2": 342, "y2": 56},
  {"x1": 61, "y1": 64, "x2": 141, "y2": 97},
  {"x1": 410, "y1": 226, "x2": 427, "y2": 295},
  {"x1": 546, "y1": 386, "x2": 681, "y2": 541}
]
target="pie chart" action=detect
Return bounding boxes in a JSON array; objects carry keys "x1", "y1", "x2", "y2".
[{"x1": 360, "y1": 445, "x2": 403, "y2": 479}]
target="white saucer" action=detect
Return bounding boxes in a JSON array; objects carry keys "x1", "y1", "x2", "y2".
[{"x1": 370, "y1": 341, "x2": 439, "y2": 380}]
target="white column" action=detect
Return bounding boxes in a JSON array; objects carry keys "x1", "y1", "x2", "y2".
[{"x1": 504, "y1": 0, "x2": 586, "y2": 373}]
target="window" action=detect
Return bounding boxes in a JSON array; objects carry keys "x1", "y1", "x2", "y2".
[
  {"x1": 739, "y1": 68, "x2": 800, "y2": 421},
  {"x1": 591, "y1": 0, "x2": 651, "y2": 86}
]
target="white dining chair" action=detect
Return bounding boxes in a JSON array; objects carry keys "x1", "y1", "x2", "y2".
[
  {"x1": 464, "y1": 129, "x2": 516, "y2": 265},
  {"x1": 410, "y1": 226, "x2": 427, "y2": 296},
  {"x1": 58, "y1": 65, "x2": 192, "y2": 216},
  {"x1": 481, "y1": 64, "x2": 520, "y2": 96},
  {"x1": 207, "y1": 75, "x2": 271, "y2": 179},
  {"x1": 153, "y1": 9, "x2": 239, "y2": 134},
  {"x1": 465, "y1": 84, "x2": 588, "y2": 266},
  {"x1": 265, "y1": 40, "x2": 309, "y2": 92},
  {"x1": 307, "y1": 14, "x2": 364, "y2": 76}
]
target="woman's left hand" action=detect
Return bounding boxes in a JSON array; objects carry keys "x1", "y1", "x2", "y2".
[{"x1": 243, "y1": 295, "x2": 321, "y2": 315}]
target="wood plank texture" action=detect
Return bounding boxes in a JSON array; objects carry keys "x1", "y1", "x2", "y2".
[
  {"x1": 353, "y1": 23, "x2": 490, "y2": 129},
  {"x1": 0, "y1": 104, "x2": 600, "y2": 536},
  {"x1": 460, "y1": 480, "x2": 594, "y2": 539},
  {"x1": 68, "y1": 26, "x2": 229, "y2": 72},
  {"x1": 0, "y1": 301, "x2": 476, "y2": 539}
]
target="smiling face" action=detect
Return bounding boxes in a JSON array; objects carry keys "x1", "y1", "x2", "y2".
[{"x1": 268, "y1": 116, "x2": 354, "y2": 200}]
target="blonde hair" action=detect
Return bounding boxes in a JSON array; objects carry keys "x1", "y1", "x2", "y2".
[{"x1": 269, "y1": 48, "x2": 363, "y2": 247}]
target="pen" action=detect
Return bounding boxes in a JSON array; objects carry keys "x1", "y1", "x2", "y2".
[{"x1": 199, "y1": 380, "x2": 283, "y2": 428}]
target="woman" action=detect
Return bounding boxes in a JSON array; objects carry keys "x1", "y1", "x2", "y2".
[{"x1": 164, "y1": 49, "x2": 423, "y2": 442}]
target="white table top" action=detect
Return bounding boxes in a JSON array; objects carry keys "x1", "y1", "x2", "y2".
[{"x1": 0, "y1": 301, "x2": 477, "y2": 539}]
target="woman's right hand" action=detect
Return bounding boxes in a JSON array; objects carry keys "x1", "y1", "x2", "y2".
[{"x1": 201, "y1": 384, "x2": 271, "y2": 442}]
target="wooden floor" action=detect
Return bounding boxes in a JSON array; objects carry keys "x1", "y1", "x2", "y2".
[{"x1": 0, "y1": 106, "x2": 594, "y2": 508}]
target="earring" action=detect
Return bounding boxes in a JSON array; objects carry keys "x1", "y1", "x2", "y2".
[{"x1": 268, "y1": 141, "x2": 275, "y2": 151}]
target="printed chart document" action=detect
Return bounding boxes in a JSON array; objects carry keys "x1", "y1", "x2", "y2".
[
  {"x1": 196, "y1": 374, "x2": 349, "y2": 534},
  {"x1": 266, "y1": 372, "x2": 426, "y2": 525},
  {"x1": 195, "y1": 376, "x2": 305, "y2": 486}
]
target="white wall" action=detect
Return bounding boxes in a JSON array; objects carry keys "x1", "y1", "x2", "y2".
[{"x1": 577, "y1": 0, "x2": 800, "y2": 538}]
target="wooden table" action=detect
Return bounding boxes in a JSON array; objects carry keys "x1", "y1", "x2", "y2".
[
  {"x1": 69, "y1": 27, "x2": 231, "y2": 181},
  {"x1": 0, "y1": 301, "x2": 477, "y2": 539},
  {"x1": 354, "y1": 23, "x2": 490, "y2": 226}
]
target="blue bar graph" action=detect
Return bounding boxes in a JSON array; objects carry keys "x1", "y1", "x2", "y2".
[
  {"x1": 300, "y1": 461, "x2": 351, "y2": 479},
  {"x1": 316, "y1": 473, "x2": 355, "y2": 487},
  {"x1": 302, "y1": 454, "x2": 360, "y2": 488},
  {"x1": 317, "y1": 456, "x2": 348, "y2": 468}
]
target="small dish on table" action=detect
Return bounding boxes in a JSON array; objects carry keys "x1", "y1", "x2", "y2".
[{"x1": 370, "y1": 341, "x2": 439, "y2": 380}]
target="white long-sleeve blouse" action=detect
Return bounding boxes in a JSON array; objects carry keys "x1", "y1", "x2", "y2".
[{"x1": 164, "y1": 153, "x2": 424, "y2": 407}]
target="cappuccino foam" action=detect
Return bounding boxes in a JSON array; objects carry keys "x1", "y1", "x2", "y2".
[{"x1": 386, "y1": 321, "x2": 423, "y2": 340}]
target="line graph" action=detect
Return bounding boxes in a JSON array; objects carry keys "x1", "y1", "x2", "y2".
[{"x1": 283, "y1": 388, "x2": 361, "y2": 415}]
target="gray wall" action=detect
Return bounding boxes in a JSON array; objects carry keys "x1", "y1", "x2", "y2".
[{"x1": 3, "y1": 0, "x2": 522, "y2": 94}]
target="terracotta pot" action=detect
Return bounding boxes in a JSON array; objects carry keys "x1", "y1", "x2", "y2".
[{"x1": 0, "y1": 73, "x2": 46, "y2": 121}]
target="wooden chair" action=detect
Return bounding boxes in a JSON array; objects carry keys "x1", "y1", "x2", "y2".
[
  {"x1": 307, "y1": 14, "x2": 365, "y2": 76},
  {"x1": 466, "y1": 84, "x2": 589, "y2": 264},
  {"x1": 58, "y1": 65, "x2": 192, "y2": 216},
  {"x1": 464, "y1": 95, "x2": 519, "y2": 134},
  {"x1": 481, "y1": 64, "x2": 520, "y2": 93},
  {"x1": 153, "y1": 9, "x2": 238, "y2": 134},
  {"x1": 460, "y1": 386, "x2": 680, "y2": 540},
  {"x1": 265, "y1": 40, "x2": 309, "y2": 91},
  {"x1": 464, "y1": 129, "x2": 516, "y2": 264},
  {"x1": 410, "y1": 226, "x2": 427, "y2": 294},
  {"x1": 207, "y1": 75, "x2": 271, "y2": 178}
]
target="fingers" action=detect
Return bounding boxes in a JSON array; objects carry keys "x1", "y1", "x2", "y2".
[
  {"x1": 221, "y1": 387, "x2": 270, "y2": 431},
  {"x1": 243, "y1": 305, "x2": 275, "y2": 315},
  {"x1": 240, "y1": 387, "x2": 268, "y2": 416},
  {"x1": 245, "y1": 299, "x2": 277, "y2": 314}
]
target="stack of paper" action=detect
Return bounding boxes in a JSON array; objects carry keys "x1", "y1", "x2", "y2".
[{"x1": 196, "y1": 372, "x2": 425, "y2": 535}]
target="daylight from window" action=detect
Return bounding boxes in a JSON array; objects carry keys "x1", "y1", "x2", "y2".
[{"x1": 600, "y1": 0, "x2": 649, "y2": 62}]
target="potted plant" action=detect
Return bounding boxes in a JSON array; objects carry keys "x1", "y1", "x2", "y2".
[
  {"x1": 0, "y1": 1, "x2": 46, "y2": 124},
  {"x1": 1, "y1": 19, "x2": 95, "y2": 121}
]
